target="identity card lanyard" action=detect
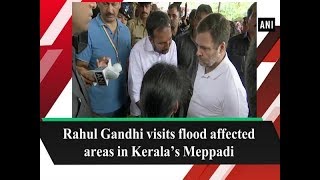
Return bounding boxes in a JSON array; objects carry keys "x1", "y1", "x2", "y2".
[{"x1": 102, "y1": 25, "x2": 121, "y2": 65}]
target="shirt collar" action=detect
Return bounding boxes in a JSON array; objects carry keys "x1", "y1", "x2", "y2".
[
  {"x1": 144, "y1": 36, "x2": 155, "y2": 52},
  {"x1": 136, "y1": 17, "x2": 145, "y2": 26},
  {"x1": 201, "y1": 53, "x2": 230, "y2": 80},
  {"x1": 95, "y1": 13, "x2": 123, "y2": 29}
]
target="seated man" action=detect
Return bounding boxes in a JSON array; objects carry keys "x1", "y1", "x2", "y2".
[{"x1": 140, "y1": 63, "x2": 191, "y2": 117}]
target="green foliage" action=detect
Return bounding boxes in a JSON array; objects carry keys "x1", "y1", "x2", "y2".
[
  {"x1": 185, "y1": 2, "x2": 253, "y2": 21},
  {"x1": 217, "y1": 2, "x2": 253, "y2": 21}
]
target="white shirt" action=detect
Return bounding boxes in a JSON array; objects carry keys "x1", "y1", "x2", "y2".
[
  {"x1": 187, "y1": 54, "x2": 248, "y2": 117},
  {"x1": 128, "y1": 36, "x2": 178, "y2": 116}
]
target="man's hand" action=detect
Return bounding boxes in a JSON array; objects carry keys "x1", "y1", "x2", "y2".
[
  {"x1": 76, "y1": 57, "x2": 110, "y2": 86},
  {"x1": 76, "y1": 66, "x2": 96, "y2": 85},
  {"x1": 96, "y1": 56, "x2": 110, "y2": 68},
  {"x1": 76, "y1": 60, "x2": 96, "y2": 85}
]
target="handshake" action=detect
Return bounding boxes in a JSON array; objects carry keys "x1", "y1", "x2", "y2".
[{"x1": 91, "y1": 57, "x2": 122, "y2": 86}]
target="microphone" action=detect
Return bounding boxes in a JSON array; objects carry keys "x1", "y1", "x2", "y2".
[
  {"x1": 91, "y1": 66, "x2": 108, "y2": 86},
  {"x1": 91, "y1": 62, "x2": 123, "y2": 86}
]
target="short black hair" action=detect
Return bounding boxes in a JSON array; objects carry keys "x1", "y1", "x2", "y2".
[
  {"x1": 247, "y1": 2, "x2": 257, "y2": 18},
  {"x1": 140, "y1": 63, "x2": 191, "y2": 117},
  {"x1": 138, "y1": 2, "x2": 152, "y2": 6},
  {"x1": 196, "y1": 4, "x2": 213, "y2": 16},
  {"x1": 197, "y1": 13, "x2": 230, "y2": 47},
  {"x1": 146, "y1": 11, "x2": 171, "y2": 37},
  {"x1": 189, "y1": 9, "x2": 196, "y2": 22}
]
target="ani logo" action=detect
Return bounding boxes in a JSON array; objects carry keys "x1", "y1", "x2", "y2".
[{"x1": 258, "y1": 18, "x2": 275, "y2": 32}]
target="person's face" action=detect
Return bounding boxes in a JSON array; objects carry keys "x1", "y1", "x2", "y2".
[
  {"x1": 167, "y1": 7, "x2": 180, "y2": 28},
  {"x1": 194, "y1": 12, "x2": 209, "y2": 29},
  {"x1": 117, "y1": 12, "x2": 128, "y2": 25},
  {"x1": 139, "y1": 4, "x2": 151, "y2": 19},
  {"x1": 247, "y1": 10, "x2": 257, "y2": 36},
  {"x1": 98, "y1": 2, "x2": 121, "y2": 23},
  {"x1": 72, "y1": 2, "x2": 96, "y2": 35},
  {"x1": 150, "y1": 27, "x2": 172, "y2": 54},
  {"x1": 196, "y1": 32, "x2": 223, "y2": 68}
]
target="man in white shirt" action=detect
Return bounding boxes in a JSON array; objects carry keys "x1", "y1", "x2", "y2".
[
  {"x1": 128, "y1": 11, "x2": 178, "y2": 116},
  {"x1": 187, "y1": 13, "x2": 248, "y2": 117}
]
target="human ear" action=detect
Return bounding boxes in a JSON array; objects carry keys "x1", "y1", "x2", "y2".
[{"x1": 219, "y1": 41, "x2": 226, "y2": 54}]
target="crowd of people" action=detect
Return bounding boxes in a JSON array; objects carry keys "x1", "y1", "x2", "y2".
[{"x1": 72, "y1": 2, "x2": 257, "y2": 118}]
